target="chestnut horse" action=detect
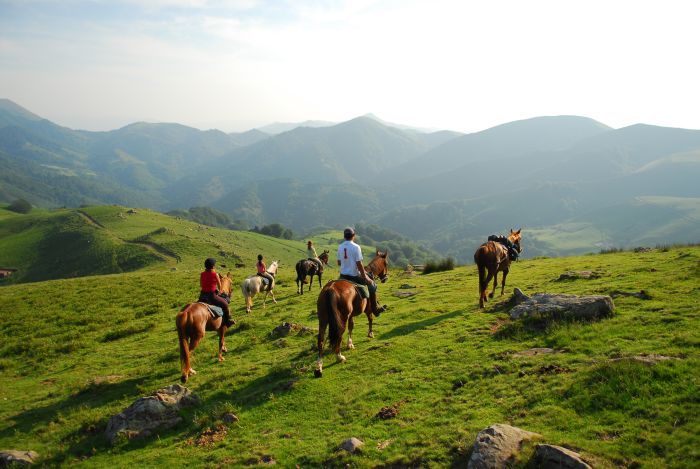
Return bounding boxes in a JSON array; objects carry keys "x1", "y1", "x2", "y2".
[
  {"x1": 241, "y1": 260, "x2": 279, "y2": 313},
  {"x1": 176, "y1": 272, "x2": 233, "y2": 383},
  {"x1": 314, "y1": 251, "x2": 389, "y2": 377},
  {"x1": 295, "y1": 250, "x2": 330, "y2": 294},
  {"x1": 474, "y1": 229, "x2": 522, "y2": 308}
]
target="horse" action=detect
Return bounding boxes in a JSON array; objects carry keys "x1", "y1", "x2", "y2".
[
  {"x1": 175, "y1": 272, "x2": 234, "y2": 383},
  {"x1": 314, "y1": 251, "x2": 389, "y2": 377},
  {"x1": 295, "y1": 250, "x2": 330, "y2": 294},
  {"x1": 474, "y1": 229, "x2": 522, "y2": 308},
  {"x1": 241, "y1": 260, "x2": 279, "y2": 313}
]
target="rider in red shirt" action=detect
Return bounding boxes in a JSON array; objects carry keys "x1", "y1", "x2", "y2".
[{"x1": 198, "y1": 258, "x2": 235, "y2": 328}]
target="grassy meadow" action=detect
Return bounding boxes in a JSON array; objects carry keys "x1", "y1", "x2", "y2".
[{"x1": 0, "y1": 208, "x2": 699, "y2": 467}]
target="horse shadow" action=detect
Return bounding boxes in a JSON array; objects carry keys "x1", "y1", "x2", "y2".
[
  {"x1": 380, "y1": 309, "x2": 464, "y2": 340},
  {"x1": 210, "y1": 366, "x2": 299, "y2": 411}
]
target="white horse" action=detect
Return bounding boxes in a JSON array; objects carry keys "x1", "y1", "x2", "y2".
[{"x1": 241, "y1": 260, "x2": 279, "y2": 313}]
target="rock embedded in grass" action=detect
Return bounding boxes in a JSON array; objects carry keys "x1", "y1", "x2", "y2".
[
  {"x1": 339, "y1": 437, "x2": 364, "y2": 453},
  {"x1": 509, "y1": 292, "x2": 614, "y2": 321},
  {"x1": 0, "y1": 450, "x2": 39, "y2": 466},
  {"x1": 533, "y1": 444, "x2": 592, "y2": 469},
  {"x1": 467, "y1": 423, "x2": 541, "y2": 469},
  {"x1": 104, "y1": 384, "x2": 200, "y2": 445}
]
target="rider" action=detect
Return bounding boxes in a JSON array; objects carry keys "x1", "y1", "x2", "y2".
[
  {"x1": 307, "y1": 240, "x2": 324, "y2": 272},
  {"x1": 256, "y1": 254, "x2": 275, "y2": 292},
  {"x1": 337, "y1": 227, "x2": 385, "y2": 317},
  {"x1": 199, "y1": 258, "x2": 235, "y2": 328}
]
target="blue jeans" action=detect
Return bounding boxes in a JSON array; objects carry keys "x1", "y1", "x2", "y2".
[{"x1": 339, "y1": 274, "x2": 377, "y2": 294}]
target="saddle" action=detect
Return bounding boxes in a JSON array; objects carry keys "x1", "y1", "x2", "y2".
[
  {"x1": 257, "y1": 275, "x2": 271, "y2": 286},
  {"x1": 335, "y1": 279, "x2": 370, "y2": 299},
  {"x1": 197, "y1": 302, "x2": 224, "y2": 319},
  {"x1": 487, "y1": 235, "x2": 519, "y2": 261}
]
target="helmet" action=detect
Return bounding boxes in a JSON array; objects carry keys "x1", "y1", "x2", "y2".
[{"x1": 204, "y1": 258, "x2": 216, "y2": 269}]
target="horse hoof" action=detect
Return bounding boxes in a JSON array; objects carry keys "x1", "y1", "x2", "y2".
[
  {"x1": 218, "y1": 356, "x2": 225, "y2": 362},
  {"x1": 488, "y1": 293, "x2": 494, "y2": 299},
  {"x1": 189, "y1": 368, "x2": 197, "y2": 375},
  {"x1": 348, "y1": 343, "x2": 355, "y2": 350},
  {"x1": 222, "y1": 346, "x2": 228, "y2": 353},
  {"x1": 337, "y1": 355, "x2": 346, "y2": 363},
  {"x1": 181, "y1": 375, "x2": 188, "y2": 384},
  {"x1": 368, "y1": 332, "x2": 374, "y2": 339},
  {"x1": 314, "y1": 369, "x2": 322, "y2": 378}
]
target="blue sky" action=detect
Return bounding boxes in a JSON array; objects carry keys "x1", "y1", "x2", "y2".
[{"x1": 1, "y1": 0, "x2": 699, "y2": 133}]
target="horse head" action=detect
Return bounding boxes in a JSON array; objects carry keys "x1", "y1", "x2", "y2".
[
  {"x1": 509, "y1": 229, "x2": 522, "y2": 254},
  {"x1": 367, "y1": 250, "x2": 389, "y2": 283},
  {"x1": 267, "y1": 260, "x2": 280, "y2": 275},
  {"x1": 218, "y1": 272, "x2": 233, "y2": 296},
  {"x1": 319, "y1": 250, "x2": 330, "y2": 265}
]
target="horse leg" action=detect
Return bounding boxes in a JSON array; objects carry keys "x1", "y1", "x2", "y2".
[
  {"x1": 217, "y1": 328, "x2": 225, "y2": 362},
  {"x1": 500, "y1": 268, "x2": 509, "y2": 296},
  {"x1": 489, "y1": 271, "x2": 498, "y2": 299},
  {"x1": 347, "y1": 315, "x2": 355, "y2": 349},
  {"x1": 316, "y1": 312, "x2": 328, "y2": 377},
  {"x1": 365, "y1": 299, "x2": 374, "y2": 338},
  {"x1": 270, "y1": 289, "x2": 277, "y2": 304},
  {"x1": 187, "y1": 329, "x2": 204, "y2": 376},
  {"x1": 482, "y1": 270, "x2": 495, "y2": 305},
  {"x1": 296, "y1": 277, "x2": 301, "y2": 295}
]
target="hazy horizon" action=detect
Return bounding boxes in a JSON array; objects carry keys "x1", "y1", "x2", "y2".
[{"x1": 2, "y1": 1, "x2": 699, "y2": 133}]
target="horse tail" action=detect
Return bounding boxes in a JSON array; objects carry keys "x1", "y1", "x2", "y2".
[
  {"x1": 176, "y1": 307, "x2": 190, "y2": 383},
  {"x1": 324, "y1": 288, "x2": 342, "y2": 347}
]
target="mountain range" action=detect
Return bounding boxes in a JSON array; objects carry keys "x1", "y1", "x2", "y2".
[{"x1": 2, "y1": 98, "x2": 700, "y2": 262}]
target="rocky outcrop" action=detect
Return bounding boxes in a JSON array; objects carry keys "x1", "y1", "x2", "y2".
[
  {"x1": 510, "y1": 292, "x2": 614, "y2": 321},
  {"x1": 0, "y1": 450, "x2": 38, "y2": 466},
  {"x1": 105, "y1": 384, "x2": 200, "y2": 445},
  {"x1": 271, "y1": 322, "x2": 315, "y2": 338},
  {"x1": 533, "y1": 444, "x2": 592, "y2": 469},
  {"x1": 339, "y1": 437, "x2": 364, "y2": 453},
  {"x1": 467, "y1": 424, "x2": 541, "y2": 469},
  {"x1": 557, "y1": 271, "x2": 602, "y2": 281}
]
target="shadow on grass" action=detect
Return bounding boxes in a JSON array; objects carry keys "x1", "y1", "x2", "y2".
[
  {"x1": 380, "y1": 309, "x2": 464, "y2": 340},
  {"x1": 212, "y1": 366, "x2": 298, "y2": 410},
  {"x1": 0, "y1": 369, "x2": 171, "y2": 439}
]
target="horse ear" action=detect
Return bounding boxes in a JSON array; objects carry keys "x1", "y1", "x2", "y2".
[
  {"x1": 515, "y1": 228, "x2": 521, "y2": 235},
  {"x1": 226, "y1": 271, "x2": 231, "y2": 278}
]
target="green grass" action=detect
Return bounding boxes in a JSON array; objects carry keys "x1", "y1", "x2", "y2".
[{"x1": 0, "y1": 238, "x2": 699, "y2": 467}]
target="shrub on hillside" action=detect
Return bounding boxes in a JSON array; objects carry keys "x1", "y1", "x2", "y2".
[
  {"x1": 422, "y1": 257, "x2": 455, "y2": 274},
  {"x1": 7, "y1": 198, "x2": 32, "y2": 214},
  {"x1": 251, "y1": 223, "x2": 293, "y2": 240}
]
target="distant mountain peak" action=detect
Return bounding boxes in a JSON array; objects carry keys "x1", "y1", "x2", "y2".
[{"x1": 0, "y1": 98, "x2": 44, "y2": 122}]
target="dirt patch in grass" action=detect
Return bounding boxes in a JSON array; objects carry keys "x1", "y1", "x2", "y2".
[{"x1": 187, "y1": 424, "x2": 228, "y2": 448}]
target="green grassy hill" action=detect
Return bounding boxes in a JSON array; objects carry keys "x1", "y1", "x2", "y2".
[
  {"x1": 0, "y1": 237, "x2": 698, "y2": 466},
  {"x1": 0, "y1": 205, "x2": 345, "y2": 284}
]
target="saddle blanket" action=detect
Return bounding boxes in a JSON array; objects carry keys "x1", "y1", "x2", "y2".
[
  {"x1": 257, "y1": 275, "x2": 270, "y2": 286},
  {"x1": 336, "y1": 279, "x2": 370, "y2": 299},
  {"x1": 197, "y1": 302, "x2": 224, "y2": 318}
]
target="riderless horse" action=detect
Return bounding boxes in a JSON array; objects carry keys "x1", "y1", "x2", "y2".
[
  {"x1": 474, "y1": 229, "x2": 522, "y2": 308},
  {"x1": 241, "y1": 260, "x2": 279, "y2": 313},
  {"x1": 295, "y1": 250, "x2": 330, "y2": 294},
  {"x1": 314, "y1": 251, "x2": 389, "y2": 377},
  {"x1": 175, "y1": 272, "x2": 233, "y2": 383}
]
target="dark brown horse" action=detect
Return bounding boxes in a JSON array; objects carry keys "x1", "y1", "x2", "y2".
[
  {"x1": 295, "y1": 250, "x2": 330, "y2": 294},
  {"x1": 314, "y1": 251, "x2": 389, "y2": 377},
  {"x1": 474, "y1": 229, "x2": 522, "y2": 308},
  {"x1": 176, "y1": 272, "x2": 234, "y2": 383}
]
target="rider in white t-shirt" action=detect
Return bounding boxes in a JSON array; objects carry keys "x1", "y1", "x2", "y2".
[{"x1": 336, "y1": 227, "x2": 385, "y2": 317}]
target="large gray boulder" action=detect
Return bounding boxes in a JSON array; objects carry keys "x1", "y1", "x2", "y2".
[
  {"x1": 0, "y1": 450, "x2": 38, "y2": 466},
  {"x1": 105, "y1": 384, "x2": 199, "y2": 445},
  {"x1": 510, "y1": 293, "x2": 614, "y2": 321},
  {"x1": 533, "y1": 444, "x2": 592, "y2": 469},
  {"x1": 467, "y1": 424, "x2": 541, "y2": 469}
]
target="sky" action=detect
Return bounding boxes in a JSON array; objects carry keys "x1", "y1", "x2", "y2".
[{"x1": 1, "y1": 0, "x2": 699, "y2": 133}]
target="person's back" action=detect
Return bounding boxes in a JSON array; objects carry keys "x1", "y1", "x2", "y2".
[
  {"x1": 336, "y1": 227, "x2": 385, "y2": 317},
  {"x1": 198, "y1": 257, "x2": 235, "y2": 328},
  {"x1": 256, "y1": 254, "x2": 275, "y2": 291}
]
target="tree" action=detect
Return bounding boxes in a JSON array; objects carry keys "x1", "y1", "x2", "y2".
[{"x1": 7, "y1": 198, "x2": 32, "y2": 214}]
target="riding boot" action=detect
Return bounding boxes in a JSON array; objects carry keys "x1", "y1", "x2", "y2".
[{"x1": 369, "y1": 292, "x2": 386, "y2": 317}]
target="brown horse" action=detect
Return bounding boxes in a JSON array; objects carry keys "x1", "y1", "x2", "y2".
[
  {"x1": 175, "y1": 272, "x2": 234, "y2": 383},
  {"x1": 474, "y1": 229, "x2": 522, "y2": 308},
  {"x1": 314, "y1": 251, "x2": 389, "y2": 377},
  {"x1": 295, "y1": 250, "x2": 330, "y2": 294}
]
